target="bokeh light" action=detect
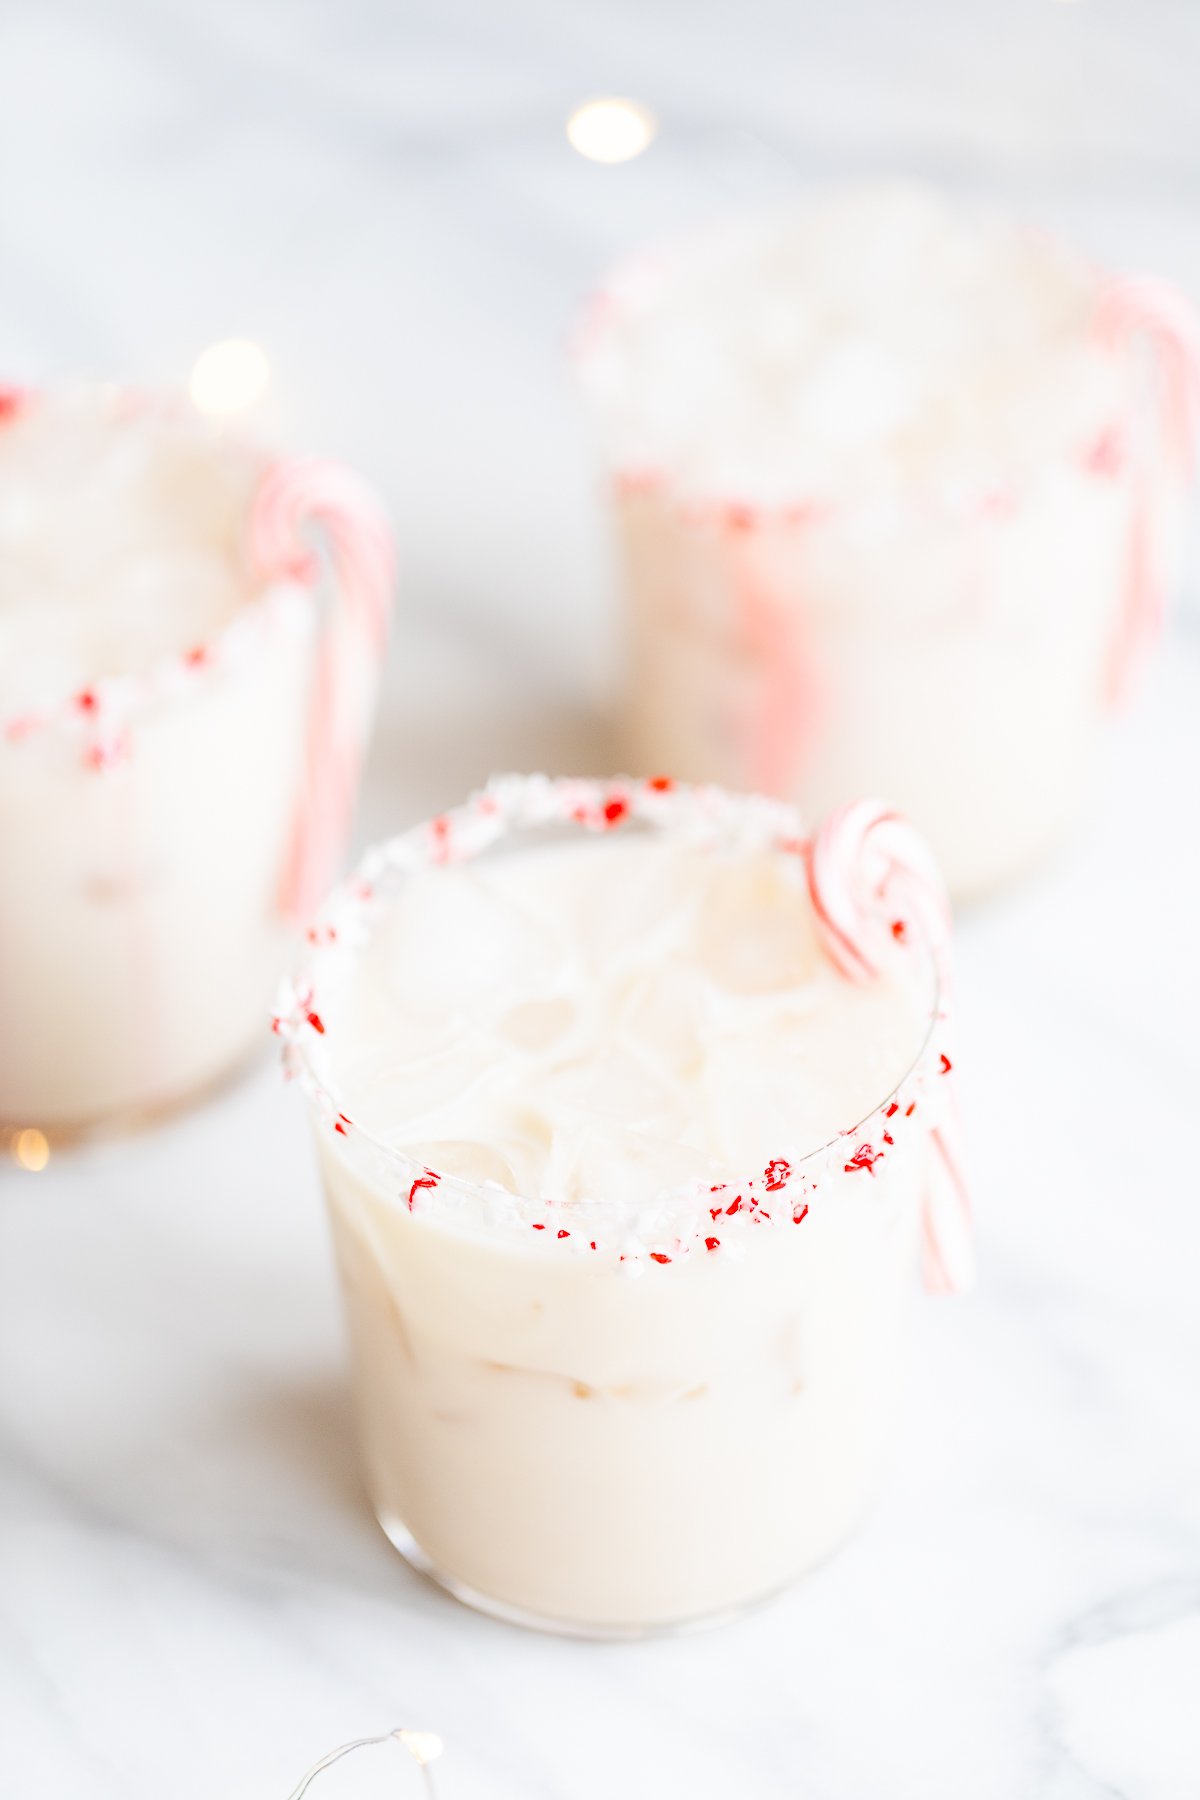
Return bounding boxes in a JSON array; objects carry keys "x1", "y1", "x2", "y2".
[
  {"x1": 189, "y1": 338, "x2": 271, "y2": 415},
  {"x1": 567, "y1": 97, "x2": 657, "y2": 163},
  {"x1": 11, "y1": 1128, "x2": 50, "y2": 1172},
  {"x1": 395, "y1": 1729, "x2": 444, "y2": 1766}
]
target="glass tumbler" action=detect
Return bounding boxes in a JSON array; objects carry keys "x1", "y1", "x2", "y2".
[
  {"x1": 0, "y1": 387, "x2": 394, "y2": 1135},
  {"x1": 278, "y1": 774, "x2": 971, "y2": 1637},
  {"x1": 574, "y1": 187, "x2": 1199, "y2": 900}
]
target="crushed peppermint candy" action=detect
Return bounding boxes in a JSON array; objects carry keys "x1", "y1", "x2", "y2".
[{"x1": 276, "y1": 774, "x2": 963, "y2": 1274}]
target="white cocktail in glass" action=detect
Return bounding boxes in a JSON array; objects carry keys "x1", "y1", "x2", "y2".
[
  {"x1": 278, "y1": 774, "x2": 971, "y2": 1635},
  {"x1": 575, "y1": 186, "x2": 1198, "y2": 900},
  {"x1": 0, "y1": 388, "x2": 393, "y2": 1134}
]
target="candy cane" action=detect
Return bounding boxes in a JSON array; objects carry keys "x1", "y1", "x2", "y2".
[
  {"x1": 726, "y1": 510, "x2": 820, "y2": 795},
  {"x1": 806, "y1": 798, "x2": 950, "y2": 984},
  {"x1": 806, "y1": 798, "x2": 973, "y2": 1295},
  {"x1": 249, "y1": 456, "x2": 395, "y2": 921},
  {"x1": 1093, "y1": 276, "x2": 1200, "y2": 705},
  {"x1": 1095, "y1": 275, "x2": 1200, "y2": 476}
]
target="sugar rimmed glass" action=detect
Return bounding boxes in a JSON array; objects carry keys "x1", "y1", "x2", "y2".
[
  {"x1": 278, "y1": 775, "x2": 955, "y2": 1638},
  {"x1": 0, "y1": 386, "x2": 392, "y2": 1139},
  {"x1": 573, "y1": 189, "x2": 1197, "y2": 901}
]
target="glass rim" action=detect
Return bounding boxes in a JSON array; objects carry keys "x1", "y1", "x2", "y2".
[
  {"x1": 0, "y1": 384, "x2": 312, "y2": 746},
  {"x1": 276, "y1": 773, "x2": 954, "y2": 1264}
]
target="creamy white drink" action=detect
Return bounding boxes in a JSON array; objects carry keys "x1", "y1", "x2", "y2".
[
  {"x1": 0, "y1": 389, "x2": 392, "y2": 1132},
  {"x1": 575, "y1": 186, "x2": 1197, "y2": 900},
  {"x1": 280, "y1": 775, "x2": 968, "y2": 1634}
]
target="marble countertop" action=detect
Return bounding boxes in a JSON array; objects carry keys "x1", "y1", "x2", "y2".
[
  {"x1": 3, "y1": 3, "x2": 1200, "y2": 1795},
  {"x1": 4, "y1": 637, "x2": 1199, "y2": 1800}
]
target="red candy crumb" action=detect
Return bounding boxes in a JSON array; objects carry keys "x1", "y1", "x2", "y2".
[
  {"x1": 1084, "y1": 426, "x2": 1125, "y2": 477},
  {"x1": 906, "y1": 1102, "x2": 917, "y2": 1117},
  {"x1": 891, "y1": 919, "x2": 907, "y2": 941},
  {"x1": 647, "y1": 775, "x2": 673, "y2": 792},
  {"x1": 764, "y1": 1158, "x2": 791, "y2": 1191},
  {"x1": 406, "y1": 1171, "x2": 439, "y2": 1211},
  {"x1": 84, "y1": 737, "x2": 127, "y2": 772},
  {"x1": 589, "y1": 1241, "x2": 597, "y2": 1251},
  {"x1": 602, "y1": 796, "x2": 628, "y2": 826},
  {"x1": 885, "y1": 1102, "x2": 899, "y2": 1118},
  {"x1": 792, "y1": 1204, "x2": 810, "y2": 1225},
  {"x1": 74, "y1": 688, "x2": 98, "y2": 714},
  {"x1": 844, "y1": 1143, "x2": 883, "y2": 1176},
  {"x1": 705, "y1": 1237, "x2": 720, "y2": 1252},
  {"x1": 333, "y1": 1113, "x2": 351, "y2": 1137},
  {"x1": 649, "y1": 1252, "x2": 671, "y2": 1264},
  {"x1": 531, "y1": 1222, "x2": 546, "y2": 1231},
  {"x1": 306, "y1": 1011, "x2": 325, "y2": 1034},
  {"x1": 940, "y1": 1054, "x2": 952, "y2": 1074},
  {"x1": 557, "y1": 1229, "x2": 570, "y2": 1239}
]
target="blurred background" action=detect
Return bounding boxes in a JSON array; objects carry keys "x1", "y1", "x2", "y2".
[{"x1": 3, "y1": 0, "x2": 1198, "y2": 828}]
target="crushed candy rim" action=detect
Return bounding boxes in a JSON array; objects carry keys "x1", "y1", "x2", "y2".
[
  {"x1": 0, "y1": 386, "x2": 311, "y2": 750},
  {"x1": 275, "y1": 773, "x2": 955, "y2": 1265}
]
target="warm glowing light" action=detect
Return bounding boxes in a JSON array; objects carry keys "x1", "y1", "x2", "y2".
[
  {"x1": 287, "y1": 1728, "x2": 445, "y2": 1798},
  {"x1": 567, "y1": 97, "x2": 657, "y2": 164},
  {"x1": 12, "y1": 1128, "x2": 49, "y2": 1172},
  {"x1": 395, "y1": 1729, "x2": 444, "y2": 1767},
  {"x1": 189, "y1": 338, "x2": 270, "y2": 416}
]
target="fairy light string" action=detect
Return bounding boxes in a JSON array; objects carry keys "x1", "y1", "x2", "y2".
[{"x1": 287, "y1": 1728, "x2": 444, "y2": 1798}]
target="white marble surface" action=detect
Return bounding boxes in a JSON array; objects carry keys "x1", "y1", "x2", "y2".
[
  {"x1": 3, "y1": 646, "x2": 1199, "y2": 1800},
  {"x1": 3, "y1": 3, "x2": 1200, "y2": 1795}
]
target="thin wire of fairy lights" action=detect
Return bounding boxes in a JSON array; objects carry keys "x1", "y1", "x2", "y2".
[{"x1": 286, "y1": 1728, "x2": 443, "y2": 1798}]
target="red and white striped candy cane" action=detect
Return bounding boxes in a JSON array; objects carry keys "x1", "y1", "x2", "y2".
[
  {"x1": 249, "y1": 456, "x2": 395, "y2": 922},
  {"x1": 1095, "y1": 275, "x2": 1200, "y2": 475},
  {"x1": 1093, "y1": 276, "x2": 1200, "y2": 706},
  {"x1": 806, "y1": 798, "x2": 973, "y2": 1295},
  {"x1": 806, "y1": 798, "x2": 951, "y2": 984}
]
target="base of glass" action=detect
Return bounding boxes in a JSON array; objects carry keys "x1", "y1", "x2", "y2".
[
  {"x1": 0, "y1": 1039, "x2": 269, "y2": 1157},
  {"x1": 375, "y1": 1509, "x2": 794, "y2": 1641}
]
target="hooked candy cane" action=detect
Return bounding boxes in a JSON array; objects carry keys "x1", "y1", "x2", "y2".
[
  {"x1": 805, "y1": 798, "x2": 973, "y2": 1295},
  {"x1": 249, "y1": 456, "x2": 395, "y2": 922},
  {"x1": 805, "y1": 797, "x2": 951, "y2": 985},
  {"x1": 1094, "y1": 275, "x2": 1200, "y2": 477},
  {"x1": 1093, "y1": 276, "x2": 1200, "y2": 706}
]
